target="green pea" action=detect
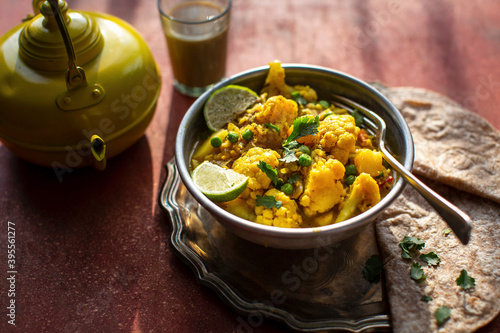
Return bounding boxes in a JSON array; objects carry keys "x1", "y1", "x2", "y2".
[
  {"x1": 318, "y1": 100, "x2": 330, "y2": 109},
  {"x1": 298, "y1": 145, "x2": 311, "y2": 155},
  {"x1": 276, "y1": 178, "x2": 285, "y2": 188},
  {"x1": 345, "y1": 164, "x2": 357, "y2": 176},
  {"x1": 298, "y1": 154, "x2": 312, "y2": 167},
  {"x1": 226, "y1": 131, "x2": 239, "y2": 143},
  {"x1": 210, "y1": 136, "x2": 222, "y2": 148},
  {"x1": 346, "y1": 175, "x2": 356, "y2": 185},
  {"x1": 242, "y1": 129, "x2": 254, "y2": 141},
  {"x1": 281, "y1": 183, "x2": 293, "y2": 195}
]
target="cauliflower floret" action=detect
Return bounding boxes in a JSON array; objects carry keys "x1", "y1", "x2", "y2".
[
  {"x1": 293, "y1": 85, "x2": 318, "y2": 102},
  {"x1": 317, "y1": 114, "x2": 360, "y2": 165},
  {"x1": 335, "y1": 173, "x2": 381, "y2": 223},
  {"x1": 299, "y1": 157, "x2": 345, "y2": 216},
  {"x1": 255, "y1": 189, "x2": 302, "y2": 228},
  {"x1": 261, "y1": 61, "x2": 293, "y2": 98},
  {"x1": 254, "y1": 95, "x2": 298, "y2": 137},
  {"x1": 354, "y1": 149, "x2": 385, "y2": 177},
  {"x1": 232, "y1": 147, "x2": 280, "y2": 192}
]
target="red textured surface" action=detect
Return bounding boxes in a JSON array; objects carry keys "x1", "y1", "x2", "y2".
[{"x1": 1, "y1": 0, "x2": 499, "y2": 332}]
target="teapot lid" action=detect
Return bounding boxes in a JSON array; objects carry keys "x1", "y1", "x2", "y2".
[{"x1": 19, "y1": 0, "x2": 103, "y2": 71}]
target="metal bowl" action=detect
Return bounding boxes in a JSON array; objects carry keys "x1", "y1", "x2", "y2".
[{"x1": 175, "y1": 64, "x2": 414, "y2": 249}]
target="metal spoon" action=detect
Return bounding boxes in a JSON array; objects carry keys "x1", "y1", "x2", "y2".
[{"x1": 331, "y1": 94, "x2": 472, "y2": 245}]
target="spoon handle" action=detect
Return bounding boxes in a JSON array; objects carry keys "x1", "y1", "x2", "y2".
[{"x1": 380, "y1": 145, "x2": 472, "y2": 245}]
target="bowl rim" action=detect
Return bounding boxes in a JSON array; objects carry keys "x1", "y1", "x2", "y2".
[{"x1": 175, "y1": 63, "x2": 414, "y2": 240}]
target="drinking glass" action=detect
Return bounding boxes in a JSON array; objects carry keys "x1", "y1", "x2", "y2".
[{"x1": 158, "y1": 0, "x2": 231, "y2": 97}]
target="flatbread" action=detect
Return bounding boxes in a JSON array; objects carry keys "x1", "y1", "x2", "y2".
[
  {"x1": 378, "y1": 86, "x2": 500, "y2": 204},
  {"x1": 373, "y1": 87, "x2": 500, "y2": 332},
  {"x1": 377, "y1": 182, "x2": 500, "y2": 333}
]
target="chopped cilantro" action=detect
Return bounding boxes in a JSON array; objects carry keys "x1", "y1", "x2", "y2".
[
  {"x1": 435, "y1": 306, "x2": 451, "y2": 325},
  {"x1": 280, "y1": 140, "x2": 300, "y2": 163},
  {"x1": 288, "y1": 174, "x2": 300, "y2": 184},
  {"x1": 257, "y1": 161, "x2": 278, "y2": 186},
  {"x1": 399, "y1": 235, "x2": 426, "y2": 259},
  {"x1": 456, "y1": 269, "x2": 475, "y2": 290},
  {"x1": 443, "y1": 228, "x2": 452, "y2": 236},
  {"x1": 285, "y1": 116, "x2": 320, "y2": 145},
  {"x1": 352, "y1": 109, "x2": 364, "y2": 126},
  {"x1": 410, "y1": 262, "x2": 426, "y2": 282},
  {"x1": 291, "y1": 91, "x2": 307, "y2": 105},
  {"x1": 323, "y1": 111, "x2": 333, "y2": 119},
  {"x1": 420, "y1": 252, "x2": 441, "y2": 266},
  {"x1": 421, "y1": 295, "x2": 433, "y2": 302},
  {"x1": 362, "y1": 254, "x2": 384, "y2": 284},
  {"x1": 265, "y1": 123, "x2": 280, "y2": 133},
  {"x1": 256, "y1": 195, "x2": 282, "y2": 209}
]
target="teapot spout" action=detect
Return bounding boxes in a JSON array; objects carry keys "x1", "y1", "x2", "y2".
[{"x1": 90, "y1": 134, "x2": 106, "y2": 170}]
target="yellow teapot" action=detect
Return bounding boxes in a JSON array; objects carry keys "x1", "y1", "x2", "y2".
[{"x1": 0, "y1": 0, "x2": 161, "y2": 172}]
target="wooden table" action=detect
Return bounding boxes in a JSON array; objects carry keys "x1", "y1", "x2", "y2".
[{"x1": 1, "y1": 0, "x2": 499, "y2": 332}]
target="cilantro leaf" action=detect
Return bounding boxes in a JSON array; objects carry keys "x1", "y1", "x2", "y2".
[
  {"x1": 410, "y1": 262, "x2": 426, "y2": 282},
  {"x1": 421, "y1": 295, "x2": 433, "y2": 302},
  {"x1": 435, "y1": 306, "x2": 451, "y2": 325},
  {"x1": 256, "y1": 195, "x2": 282, "y2": 209},
  {"x1": 291, "y1": 91, "x2": 307, "y2": 105},
  {"x1": 352, "y1": 109, "x2": 364, "y2": 126},
  {"x1": 280, "y1": 141, "x2": 300, "y2": 163},
  {"x1": 399, "y1": 235, "x2": 426, "y2": 259},
  {"x1": 257, "y1": 161, "x2": 278, "y2": 186},
  {"x1": 420, "y1": 252, "x2": 441, "y2": 266},
  {"x1": 265, "y1": 123, "x2": 280, "y2": 134},
  {"x1": 456, "y1": 269, "x2": 475, "y2": 290},
  {"x1": 288, "y1": 174, "x2": 300, "y2": 184},
  {"x1": 285, "y1": 116, "x2": 319, "y2": 145},
  {"x1": 363, "y1": 254, "x2": 384, "y2": 284}
]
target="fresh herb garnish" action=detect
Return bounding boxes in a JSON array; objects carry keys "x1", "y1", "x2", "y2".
[
  {"x1": 352, "y1": 109, "x2": 364, "y2": 126},
  {"x1": 420, "y1": 252, "x2": 441, "y2": 266},
  {"x1": 280, "y1": 140, "x2": 300, "y2": 163},
  {"x1": 285, "y1": 116, "x2": 320, "y2": 145},
  {"x1": 435, "y1": 306, "x2": 451, "y2": 325},
  {"x1": 456, "y1": 269, "x2": 475, "y2": 290},
  {"x1": 443, "y1": 228, "x2": 452, "y2": 236},
  {"x1": 265, "y1": 123, "x2": 280, "y2": 133},
  {"x1": 256, "y1": 195, "x2": 282, "y2": 209},
  {"x1": 421, "y1": 295, "x2": 433, "y2": 302},
  {"x1": 257, "y1": 161, "x2": 278, "y2": 186},
  {"x1": 363, "y1": 254, "x2": 384, "y2": 284},
  {"x1": 291, "y1": 91, "x2": 307, "y2": 105},
  {"x1": 399, "y1": 235, "x2": 426, "y2": 259},
  {"x1": 288, "y1": 174, "x2": 300, "y2": 184},
  {"x1": 410, "y1": 262, "x2": 426, "y2": 282}
]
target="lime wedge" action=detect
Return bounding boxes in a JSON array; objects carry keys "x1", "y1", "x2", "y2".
[
  {"x1": 204, "y1": 85, "x2": 259, "y2": 131},
  {"x1": 192, "y1": 161, "x2": 249, "y2": 202}
]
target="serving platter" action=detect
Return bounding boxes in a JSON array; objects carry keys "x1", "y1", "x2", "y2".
[{"x1": 159, "y1": 159, "x2": 392, "y2": 332}]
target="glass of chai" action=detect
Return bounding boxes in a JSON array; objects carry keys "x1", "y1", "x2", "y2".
[{"x1": 158, "y1": 0, "x2": 231, "y2": 97}]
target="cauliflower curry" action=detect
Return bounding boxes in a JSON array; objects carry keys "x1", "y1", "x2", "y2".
[{"x1": 191, "y1": 62, "x2": 393, "y2": 228}]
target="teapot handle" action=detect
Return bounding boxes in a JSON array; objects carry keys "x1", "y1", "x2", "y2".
[
  {"x1": 32, "y1": 0, "x2": 44, "y2": 15},
  {"x1": 46, "y1": 0, "x2": 87, "y2": 89}
]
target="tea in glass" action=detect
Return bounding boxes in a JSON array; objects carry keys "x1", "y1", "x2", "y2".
[{"x1": 159, "y1": 0, "x2": 231, "y2": 97}]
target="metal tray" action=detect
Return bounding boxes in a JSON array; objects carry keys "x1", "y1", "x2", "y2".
[{"x1": 159, "y1": 159, "x2": 391, "y2": 332}]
